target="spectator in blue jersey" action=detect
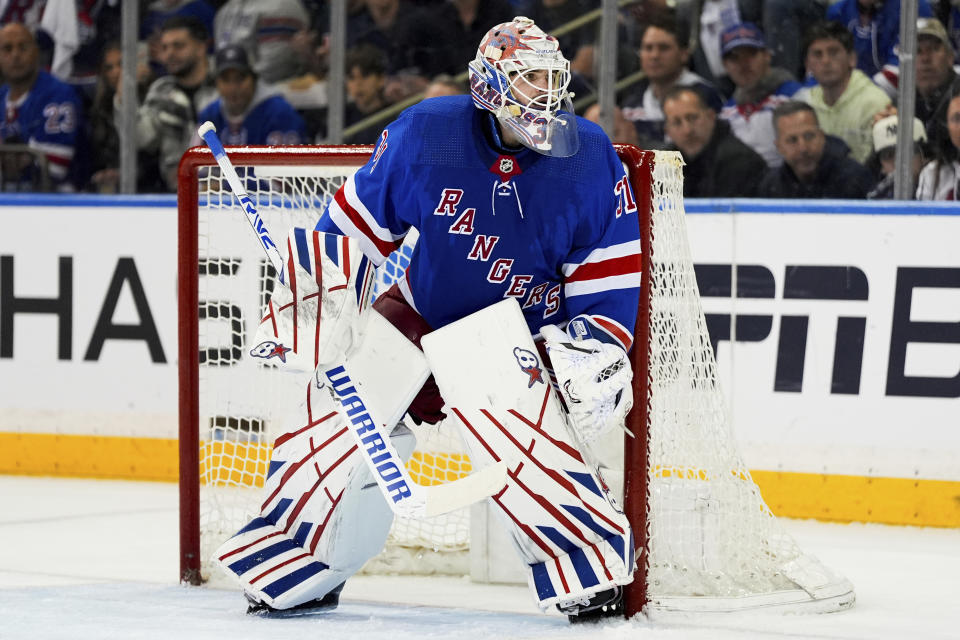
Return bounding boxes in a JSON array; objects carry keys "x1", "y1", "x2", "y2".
[
  {"x1": 236, "y1": 16, "x2": 641, "y2": 619},
  {"x1": 195, "y1": 45, "x2": 305, "y2": 146},
  {"x1": 621, "y1": 15, "x2": 723, "y2": 149},
  {"x1": 0, "y1": 23, "x2": 85, "y2": 192},
  {"x1": 718, "y1": 22, "x2": 803, "y2": 167},
  {"x1": 758, "y1": 101, "x2": 874, "y2": 198},
  {"x1": 827, "y1": 0, "x2": 933, "y2": 89}
]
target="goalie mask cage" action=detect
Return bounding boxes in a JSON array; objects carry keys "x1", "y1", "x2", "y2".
[{"x1": 178, "y1": 145, "x2": 854, "y2": 619}]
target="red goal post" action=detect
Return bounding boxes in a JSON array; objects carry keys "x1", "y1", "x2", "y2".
[{"x1": 177, "y1": 144, "x2": 854, "y2": 618}]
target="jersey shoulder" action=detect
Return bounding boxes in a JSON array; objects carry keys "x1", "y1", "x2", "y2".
[
  {"x1": 388, "y1": 95, "x2": 480, "y2": 168},
  {"x1": 34, "y1": 71, "x2": 80, "y2": 103}
]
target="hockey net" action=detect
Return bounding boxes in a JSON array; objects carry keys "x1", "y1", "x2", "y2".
[{"x1": 178, "y1": 145, "x2": 853, "y2": 616}]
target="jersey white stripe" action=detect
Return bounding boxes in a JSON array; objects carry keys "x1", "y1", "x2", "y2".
[
  {"x1": 326, "y1": 203, "x2": 390, "y2": 266},
  {"x1": 561, "y1": 239, "x2": 642, "y2": 277},
  {"x1": 564, "y1": 273, "x2": 642, "y2": 297},
  {"x1": 343, "y1": 173, "x2": 405, "y2": 245}
]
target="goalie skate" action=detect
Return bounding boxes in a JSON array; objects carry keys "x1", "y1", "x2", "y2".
[
  {"x1": 557, "y1": 585, "x2": 623, "y2": 622},
  {"x1": 246, "y1": 582, "x2": 345, "y2": 618}
]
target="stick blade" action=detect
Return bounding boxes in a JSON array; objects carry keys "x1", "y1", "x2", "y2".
[{"x1": 420, "y1": 461, "x2": 507, "y2": 518}]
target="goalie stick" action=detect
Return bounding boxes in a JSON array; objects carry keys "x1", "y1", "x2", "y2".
[
  {"x1": 198, "y1": 121, "x2": 288, "y2": 286},
  {"x1": 196, "y1": 122, "x2": 507, "y2": 519}
]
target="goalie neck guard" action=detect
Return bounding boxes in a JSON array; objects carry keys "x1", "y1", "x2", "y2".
[{"x1": 468, "y1": 16, "x2": 578, "y2": 157}]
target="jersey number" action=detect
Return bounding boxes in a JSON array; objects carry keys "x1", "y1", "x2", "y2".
[
  {"x1": 614, "y1": 175, "x2": 637, "y2": 218},
  {"x1": 43, "y1": 103, "x2": 76, "y2": 135}
]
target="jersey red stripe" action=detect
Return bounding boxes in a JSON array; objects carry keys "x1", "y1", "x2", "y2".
[
  {"x1": 565, "y1": 253, "x2": 641, "y2": 284},
  {"x1": 333, "y1": 187, "x2": 398, "y2": 258},
  {"x1": 591, "y1": 316, "x2": 632, "y2": 351}
]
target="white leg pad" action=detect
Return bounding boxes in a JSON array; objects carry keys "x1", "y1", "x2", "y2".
[
  {"x1": 421, "y1": 299, "x2": 635, "y2": 610},
  {"x1": 214, "y1": 308, "x2": 423, "y2": 609}
]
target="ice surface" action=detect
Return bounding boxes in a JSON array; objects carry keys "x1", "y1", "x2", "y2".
[{"x1": 1, "y1": 476, "x2": 958, "y2": 640}]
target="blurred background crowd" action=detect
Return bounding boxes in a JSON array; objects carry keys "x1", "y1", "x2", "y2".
[{"x1": 0, "y1": 0, "x2": 958, "y2": 200}]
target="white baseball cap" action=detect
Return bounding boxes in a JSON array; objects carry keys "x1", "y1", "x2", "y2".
[{"x1": 872, "y1": 115, "x2": 927, "y2": 154}]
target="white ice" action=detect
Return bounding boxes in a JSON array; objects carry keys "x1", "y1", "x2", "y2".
[{"x1": 1, "y1": 475, "x2": 958, "y2": 640}]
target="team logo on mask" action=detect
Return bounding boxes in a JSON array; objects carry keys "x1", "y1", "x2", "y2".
[{"x1": 513, "y1": 347, "x2": 544, "y2": 387}]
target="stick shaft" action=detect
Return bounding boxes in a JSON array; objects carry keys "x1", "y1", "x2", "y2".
[{"x1": 198, "y1": 123, "x2": 287, "y2": 285}]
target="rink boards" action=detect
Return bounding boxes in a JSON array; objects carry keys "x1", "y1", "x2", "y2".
[{"x1": 0, "y1": 195, "x2": 957, "y2": 527}]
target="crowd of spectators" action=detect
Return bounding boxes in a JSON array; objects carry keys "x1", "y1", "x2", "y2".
[
  {"x1": 0, "y1": 0, "x2": 958, "y2": 200},
  {"x1": 591, "y1": 0, "x2": 960, "y2": 201}
]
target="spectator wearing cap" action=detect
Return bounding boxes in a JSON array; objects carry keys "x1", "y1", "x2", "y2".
[
  {"x1": 619, "y1": 15, "x2": 724, "y2": 149},
  {"x1": 122, "y1": 15, "x2": 216, "y2": 191},
  {"x1": 827, "y1": 0, "x2": 933, "y2": 85},
  {"x1": 196, "y1": 46, "x2": 305, "y2": 146},
  {"x1": 718, "y1": 22, "x2": 803, "y2": 168},
  {"x1": 914, "y1": 18, "x2": 960, "y2": 159},
  {"x1": 916, "y1": 82, "x2": 960, "y2": 200},
  {"x1": 758, "y1": 101, "x2": 875, "y2": 198},
  {"x1": 662, "y1": 85, "x2": 767, "y2": 197},
  {"x1": 796, "y1": 21, "x2": 892, "y2": 164},
  {"x1": 866, "y1": 115, "x2": 929, "y2": 199}
]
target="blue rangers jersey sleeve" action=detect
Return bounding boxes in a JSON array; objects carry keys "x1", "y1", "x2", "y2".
[
  {"x1": 318, "y1": 95, "x2": 641, "y2": 351},
  {"x1": 0, "y1": 71, "x2": 83, "y2": 189},
  {"x1": 197, "y1": 92, "x2": 305, "y2": 146}
]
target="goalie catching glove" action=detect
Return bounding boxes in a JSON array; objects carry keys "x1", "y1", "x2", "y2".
[{"x1": 540, "y1": 322, "x2": 633, "y2": 443}]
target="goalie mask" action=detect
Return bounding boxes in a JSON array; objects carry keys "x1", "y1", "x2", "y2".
[{"x1": 468, "y1": 16, "x2": 578, "y2": 157}]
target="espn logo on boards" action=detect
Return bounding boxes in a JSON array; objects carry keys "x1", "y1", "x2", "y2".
[{"x1": 695, "y1": 264, "x2": 960, "y2": 399}]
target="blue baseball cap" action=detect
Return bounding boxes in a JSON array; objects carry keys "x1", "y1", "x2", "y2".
[{"x1": 720, "y1": 22, "x2": 767, "y2": 58}]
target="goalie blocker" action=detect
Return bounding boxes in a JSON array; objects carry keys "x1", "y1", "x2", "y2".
[{"x1": 215, "y1": 230, "x2": 633, "y2": 613}]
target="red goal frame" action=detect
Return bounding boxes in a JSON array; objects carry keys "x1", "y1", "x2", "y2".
[{"x1": 176, "y1": 144, "x2": 657, "y2": 619}]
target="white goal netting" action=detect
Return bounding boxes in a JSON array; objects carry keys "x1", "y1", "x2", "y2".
[
  {"x1": 182, "y1": 148, "x2": 853, "y2": 614},
  {"x1": 638, "y1": 153, "x2": 854, "y2": 614},
  {"x1": 193, "y1": 163, "x2": 470, "y2": 581}
]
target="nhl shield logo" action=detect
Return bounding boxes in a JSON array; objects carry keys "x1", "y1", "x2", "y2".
[{"x1": 499, "y1": 158, "x2": 514, "y2": 174}]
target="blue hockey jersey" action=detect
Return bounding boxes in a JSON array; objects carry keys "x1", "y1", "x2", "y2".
[
  {"x1": 196, "y1": 87, "x2": 305, "y2": 146},
  {"x1": 317, "y1": 95, "x2": 642, "y2": 351},
  {"x1": 0, "y1": 71, "x2": 84, "y2": 189},
  {"x1": 827, "y1": 0, "x2": 933, "y2": 79}
]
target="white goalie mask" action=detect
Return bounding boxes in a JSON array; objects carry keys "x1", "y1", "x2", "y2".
[{"x1": 468, "y1": 16, "x2": 578, "y2": 157}]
